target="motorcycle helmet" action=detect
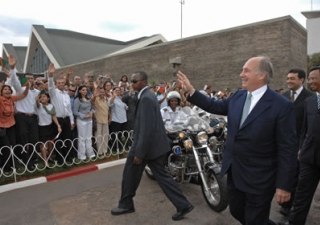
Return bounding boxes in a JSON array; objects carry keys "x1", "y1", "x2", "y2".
[{"x1": 167, "y1": 91, "x2": 181, "y2": 105}]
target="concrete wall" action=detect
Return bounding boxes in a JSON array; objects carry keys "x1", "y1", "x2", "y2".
[
  {"x1": 307, "y1": 17, "x2": 320, "y2": 55},
  {"x1": 56, "y1": 16, "x2": 307, "y2": 92}
]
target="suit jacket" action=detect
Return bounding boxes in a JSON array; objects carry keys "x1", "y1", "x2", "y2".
[
  {"x1": 130, "y1": 88, "x2": 170, "y2": 160},
  {"x1": 188, "y1": 88, "x2": 297, "y2": 195},
  {"x1": 299, "y1": 95, "x2": 320, "y2": 165},
  {"x1": 283, "y1": 88, "x2": 314, "y2": 140}
]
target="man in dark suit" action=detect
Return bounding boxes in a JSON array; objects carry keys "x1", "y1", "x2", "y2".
[
  {"x1": 280, "y1": 66, "x2": 320, "y2": 225},
  {"x1": 177, "y1": 56, "x2": 297, "y2": 225},
  {"x1": 280, "y1": 69, "x2": 314, "y2": 216},
  {"x1": 111, "y1": 71, "x2": 193, "y2": 221}
]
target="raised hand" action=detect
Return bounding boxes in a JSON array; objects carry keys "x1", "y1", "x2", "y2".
[
  {"x1": 177, "y1": 71, "x2": 195, "y2": 94},
  {"x1": 66, "y1": 67, "x2": 73, "y2": 75},
  {"x1": 48, "y1": 63, "x2": 55, "y2": 77},
  {"x1": 8, "y1": 54, "x2": 17, "y2": 69}
]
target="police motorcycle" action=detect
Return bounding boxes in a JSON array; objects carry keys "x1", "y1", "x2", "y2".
[
  {"x1": 192, "y1": 90, "x2": 227, "y2": 164},
  {"x1": 144, "y1": 105, "x2": 228, "y2": 212}
]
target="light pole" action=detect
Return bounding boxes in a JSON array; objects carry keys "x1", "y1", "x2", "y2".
[{"x1": 180, "y1": 0, "x2": 185, "y2": 39}]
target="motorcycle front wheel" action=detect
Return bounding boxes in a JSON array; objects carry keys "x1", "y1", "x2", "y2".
[
  {"x1": 144, "y1": 165, "x2": 155, "y2": 180},
  {"x1": 201, "y1": 171, "x2": 228, "y2": 212}
]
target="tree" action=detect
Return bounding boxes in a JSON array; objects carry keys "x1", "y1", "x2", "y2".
[{"x1": 308, "y1": 52, "x2": 320, "y2": 72}]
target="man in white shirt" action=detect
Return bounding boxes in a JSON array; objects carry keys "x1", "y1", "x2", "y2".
[
  {"x1": 47, "y1": 63, "x2": 75, "y2": 165},
  {"x1": 9, "y1": 55, "x2": 38, "y2": 170}
]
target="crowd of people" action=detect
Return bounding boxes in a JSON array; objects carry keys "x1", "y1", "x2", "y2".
[
  {"x1": 1, "y1": 53, "x2": 320, "y2": 224},
  {"x1": 0, "y1": 54, "x2": 231, "y2": 173}
]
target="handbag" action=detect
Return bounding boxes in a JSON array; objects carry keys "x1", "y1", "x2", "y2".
[{"x1": 0, "y1": 128, "x2": 6, "y2": 137}]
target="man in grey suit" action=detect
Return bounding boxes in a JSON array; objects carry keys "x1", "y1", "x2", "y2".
[
  {"x1": 280, "y1": 69, "x2": 313, "y2": 216},
  {"x1": 111, "y1": 71, "x2": 193, "y2": 221}
]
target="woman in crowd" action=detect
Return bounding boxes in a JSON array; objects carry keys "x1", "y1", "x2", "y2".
[
  {"x1": 108, "y1": 87, "x2": 128, "y2": 133},
  {"x1": 35, "y1": 92, "x2": 61, "y2": 167},
  {"x1": 73, "y1": 85, "x2": 96, "y2": 160},
  {"x1": 91, "y1": 87, "x2": 111, "y2": 156},
  {"x1": 0, "y1": 82, "x2": 29, "y2": 172},
  {"x1": 103, "y1": 80, "x2": 113, "y2": 99}
]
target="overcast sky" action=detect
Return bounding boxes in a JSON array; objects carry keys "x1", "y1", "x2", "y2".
[{"x1": 0, "y1": 0, "x2": 319, "y2": 55}]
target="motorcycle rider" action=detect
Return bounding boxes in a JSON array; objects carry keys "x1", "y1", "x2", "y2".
[
  {"x1": 160, "y1": 91, "x2": 188, "y2": 147},
  {"x1": 160, "y1": 91, "x2": 187, "y2": 131}
]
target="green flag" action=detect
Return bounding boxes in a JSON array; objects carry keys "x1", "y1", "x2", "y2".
[{"x1": 0, "y1": 57, "x2": 7, "y2": 67}]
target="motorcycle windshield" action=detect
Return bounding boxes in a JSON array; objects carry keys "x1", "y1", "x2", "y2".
[{"x1": 166, "y1": 106, "x2": 211, "y2": 132}]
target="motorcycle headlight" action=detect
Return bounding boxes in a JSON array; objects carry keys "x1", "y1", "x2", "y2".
[
  {"x1": 178, "y1": 132, "x2": 186, "y2": 139},
  {"x1": 172, "y1": 145, "x2": 182, "y2": 155},
  {"x1": 183, "y1": 139, "x2": 193, "y2": 151},
  {"x1": 197, "y1": 131, "x2": 208, "y2": 145}
]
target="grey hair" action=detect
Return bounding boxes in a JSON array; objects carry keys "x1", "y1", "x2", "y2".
[{"x1": 257, "y1": 56, "x2": 273, "y2": 84}]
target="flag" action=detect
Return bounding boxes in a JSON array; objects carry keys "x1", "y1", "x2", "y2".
[
  {"x1": 0, "y1": 57, "x2": 7, "y2": 68},
  {"x1": 157, "y1": 87, "x2": 165, "y2": 95},
  {"x1": 20, "y1": 77, "x2": 28, "y2": 87},
  {"x1": 177, "y1": 83, "x2": 183, "y2": 89}
]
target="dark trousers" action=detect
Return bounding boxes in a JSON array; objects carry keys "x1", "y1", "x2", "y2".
[
  {"x1": 55, "y1": 117, "x2": 74, "y2": 164},
  {"x1": 287, "y1": 162, "x2": 320, "y2": 225},
  {"x1": 118, "y1": 152, "x2": 190, "y2": 211},
  {"x1": 227, "y1": 172, "x2": 276, "y2": 225},
  {"x1": 14, "y1": 113, "x2": 38, "y2": 164},
  {"x1": 0, "y1": 126, "x2": 18, "y2": 171}
]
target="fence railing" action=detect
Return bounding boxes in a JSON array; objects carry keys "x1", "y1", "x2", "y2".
[{"x1": 0, "y1": 130, "x2": 133, "y2": 182}]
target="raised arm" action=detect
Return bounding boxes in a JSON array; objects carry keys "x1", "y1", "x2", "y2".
[
  {"x1": 15, "y1": 81, "x2": 30, "y2": 101},
  {"x1": 48, "y1": 63, "x2": 56, "y2": 97},
  {"x1": 8, "y1": 54, "x2": 23, "y2": 94}
]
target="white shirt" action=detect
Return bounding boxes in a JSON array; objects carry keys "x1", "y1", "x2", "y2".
[
  {"x1": 48, "y1": 77, "x2": 74, "y2": 124},
  {"x1": 247, "y1": 85, "x2": 268, "y2": 114},
  {"x1": 36, "y1": 103, "x2": 54, "y2": 126},
  {"x1": 291, "y1": 85, "x2": 303, "y2": 102},
  {"x1": 161, "y1": 106, "x2": 186, "y2": 126},
  {"x1": 108, "y1": 96, "x2": 128, "y2": 123},
  {"x1": 10, "y1": 69, "x2": 39, "y2": 114},
  {"x1": 157, "y1": 94, "x2": 168, "y2": 109}
]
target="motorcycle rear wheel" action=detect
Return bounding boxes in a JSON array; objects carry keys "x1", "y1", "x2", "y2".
[{"x1": 201, "y1": 171, "x2": 228, "y2": 212}]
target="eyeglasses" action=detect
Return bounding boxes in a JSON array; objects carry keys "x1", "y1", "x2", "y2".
[
  {"x1": 131, "y1": 79, "x2": 143, "y2": 84},
  {"x1": 69, "y1": 89, "x2": 76, "y2": 92}
]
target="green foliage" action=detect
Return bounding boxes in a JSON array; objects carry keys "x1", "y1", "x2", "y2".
[
  {"x1": 308, "y1": 52, "x2": 320, "y2": 72},
  {"x1": 149, "y1": 80, "x2": 157, "y2": 88}
]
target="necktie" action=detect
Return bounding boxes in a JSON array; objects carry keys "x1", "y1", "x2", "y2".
[
  {"x1": 290, "y1": 91, "x2": 296, "y2": 102},
  {"x1": 317, "y1": 95, "x2": 320, "y2": 109},
  {"x1": 240, "y1": 93, "x2": 252, "y2": 126}
]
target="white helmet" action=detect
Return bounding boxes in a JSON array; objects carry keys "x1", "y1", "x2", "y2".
[{"x1": 167, "y1": 91, "x2": 181, "y2": 101}]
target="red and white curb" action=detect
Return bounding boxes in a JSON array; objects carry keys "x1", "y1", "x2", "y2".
[{"x1": 0, "y1": 158, "x2": 127, "y2": 194}]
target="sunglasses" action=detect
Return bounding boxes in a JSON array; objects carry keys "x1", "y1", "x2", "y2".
[
  {"x1": 69, "y1": 89, "x2": 76, "y2": 92},
  {"x1": 131, "y1": 79, "x2": 143, "y2": 84}
]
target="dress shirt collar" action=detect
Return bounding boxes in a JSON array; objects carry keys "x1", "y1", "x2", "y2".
[
  {"x1": 138, "y1": 86, "x2": 149, "y2": 99},
  {"x1": 293, "y1": 85, "x2": 303, "y2": 97}
]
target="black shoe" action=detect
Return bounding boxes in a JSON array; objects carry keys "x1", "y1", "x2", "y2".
[
  {"x1": 278, "y1": 221, "x2": 292, "y2": 225},
  {"x1": 172, "y1": 204, "x2": 194, "y2": 221},
  {"x1": 280, "y1": 207, "x2": 291, "y2": 216},
  {"x1": 111, "y1": 207, "x2": 135, "y2": 216}
]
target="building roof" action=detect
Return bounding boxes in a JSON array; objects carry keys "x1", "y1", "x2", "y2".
[
  {"x1": 2, "y1": 44, "x2": 27, "y2": 72},
  {"x1": 301, "y1": 10, "x2": 320, "y2": 19},
  {"x1": 2, "y1": 24, "x2": 167, "y2": 72}
]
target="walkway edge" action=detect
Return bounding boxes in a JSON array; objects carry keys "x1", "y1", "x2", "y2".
[
  {"x1": 0, "y1": 158, "x2": 127, "y2": 194},
  {"x1": 0, "y1": 177, "x2": 47, "y2": 194}
]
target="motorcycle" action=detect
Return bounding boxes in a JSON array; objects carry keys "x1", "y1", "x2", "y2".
[
  {"x1": 208, "y1": 114, "x2": 227, "y2": 164},
  {"x1": 144, "y1": 107, "x2": 228, "y2": 212}
]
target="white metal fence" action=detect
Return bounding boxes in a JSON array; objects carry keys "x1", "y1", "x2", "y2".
[{"x1": 0, "y1": 130, "x2": 133, "y2": 182}]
